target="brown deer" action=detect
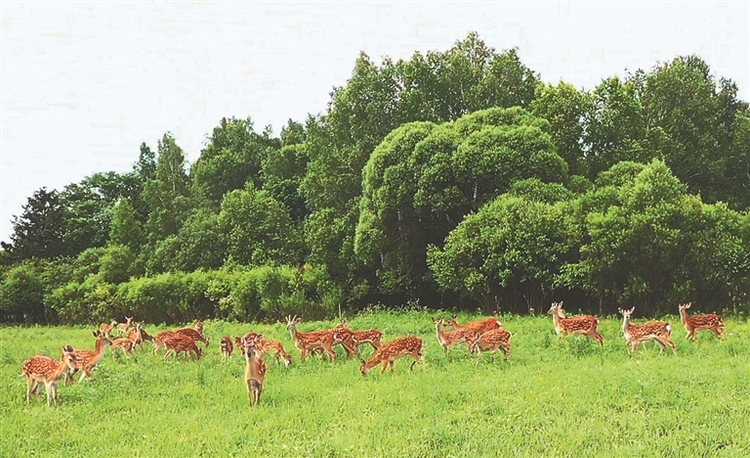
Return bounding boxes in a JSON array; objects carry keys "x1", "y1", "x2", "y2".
[
  {"x1": 66, "y1": 330, "x2": 112, "y2": 383},
  {"x1": 360, "y1": 336, "x2": 423, "y2": 376},
  {"x1": 678, "y1": 302, "x2": 725, "y2": 341},
  {"x1": 110, "y1": 337, "x2": 134, "y2": 358},
  {"x1": 431, "y1": 317, "x2": 478, "y2": 354},
  {"x1": 139, "y1": 327, "x2": 154, "y2": 347},
  {"x1": 258, "y1": 338, "x2": 293, "y2": 367},
  {"x1": 619, "y1": 307, "x2": 676, "y2": 355},
  {"x1": 470, "y1": 328, "x2": 512, "y2": 367},
  {"x1": 152, "y1": 330, "x2": 176, "y2": 354},
  {"x1": 445, "y1": 315, "x2": 502, "y2": 334},
  {"x1": 194, "y1": 320, "x2": 205, "y2": 336},
  {"x1": 163, "y1": 334, "x2": 203, "y2": 361},
  {"x1": 116, "y1": 316, "x2": 133, "y2": 336},
  {"x1": 549, "y1": 302, "x2": 604, "y2": 346},
  {"x1": 99, "y1": 320, "x2": 117, "y2": 338},
  {"x1": 285, "y1": 315, "x2": 336, "y2": 362},
  {"x1": 220, "y1": 336, "x2": 234, "y2": 358},
  {"x1": 22, "y1": 345, "x2": 80, "y2": 406},
  {"x1": 242, "y1": 334, "x2": 267, "y2": 407},
  {"x1": 335, "y1": 320, "x2": 383, "y2": 352},
  {"x1": 126, "y1": 321, "x2": 144, "y2": 350},
  {"x1": 175, "y1": 327, "x2": 209, "y2": 347}
]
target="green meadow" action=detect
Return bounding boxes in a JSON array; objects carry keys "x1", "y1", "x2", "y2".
[{"x1": 1, "y1": 310, "x2": 749, "y2": 457}]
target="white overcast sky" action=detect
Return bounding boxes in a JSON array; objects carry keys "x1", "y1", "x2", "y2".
[{"x1": 2, "y1": 2, "x2": 748, "y2": 243}]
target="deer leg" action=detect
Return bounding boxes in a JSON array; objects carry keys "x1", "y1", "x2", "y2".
[
  {"x1": 380, "y1": 360, "x2": 388, "y2": 374},
  {"x1": 389, "y1": 361, "x2": 396, "y2": 374}
]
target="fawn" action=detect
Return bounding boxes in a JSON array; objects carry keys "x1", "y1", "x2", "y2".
[
  {"x1": 175, "y1": 328, "x2": 209, "y2": 347},
  {"x1": 66, "y1": 330, "x2": 112, "y2": 383},
  {"x1": 335, "y1": 320, "x2": 383, "y2": 352},
  {"x1": 432, "y1": 317, "x2": 478, "y2": 354},
  {"x1": 678, "y1": 302, "x2": 725, "y2": 341},
  {"x1": 116, "y1": 316, "x2": 133, "y2": 336},
  {"x1": 242, "y1": 334, "x2": 267, "y2": 407},
  {"x1": 220, "y1": 336, "x2": 234, "y2": 358},
  {"x1": 470, "y1": 328, "x2": 512, "y2": 367},
  {"x1": 162, "y1": 334, "x2": 203, "y2": 361},
  {"x1": 619, "y1": 307, "x2": 676, "y2": 355},
  {"x1": 445, "y1": 315, "x2": 501, "y2": 335},
  {"x1": 126, "y1": 321, "x2": 144, "y2": 350},
  {"x1": 99, "y1": 320, "x2": 118, "y2": 338},
  {"x1": 22, "y1": 345, "x2": 80, "y2": 406},
  {"x1": 286, "y1": 315, "x2": 337, "y2": 362},
  {"x1": 360, "y1": 336, "x2": 423, "y2": 376},
  {"x1": 549, "y1": 302, "x2": 604, "y2": 346}
]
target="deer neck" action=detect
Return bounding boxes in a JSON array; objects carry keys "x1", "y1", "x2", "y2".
[
  {"x1": 434, "y1": 323, "x2": 446, "y2": 345},
  {"x1": 245, "y1": 349, "x2": 261, "y2": 378},
  {"x1": 621, "y1": 315, "x2": 632, "y2": 335},
  {"x1": 678, "y1": 308, "x2": 690, "y2": 326}
]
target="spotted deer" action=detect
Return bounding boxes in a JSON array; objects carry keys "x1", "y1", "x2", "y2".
[
  {"x1": 126, "y1": 321, "x2": 144, "y2": 350},
  {"x1": 175, "y1": 327, "x2": 209, "y2": 347},
  {"x1": 152, "y1": 330, "x2": 176, "y2": 354},
  {"x1": 431, "y1": 317, "x2": 478, "y2": 354},
  {"x1": 445, "y1": 315, "x2": 502, "y2": 334},
  {"x1": 139, "y1": 327, "x2": 154, "y2": 347},
  {"x1": 549, "y1": 302, "x2": 604, "y2": 346},
  {"x1": 22, "y1": 345, "x2": 80, "y2": 406},
  {"x1": 99, "y1": 320, "x2": 117, "y2": 338},
  {"x1": 258, "y1": 338, "x2": 293, "y2": 367},
  {"x1": 116, "y1": 316, "x2": 133, "y2": 336},
  {"x1": 66, "y1": 330, "x2": 112, "y2": 383},
  {"x1": 285, "y1": 316, "x2": 336, "y2": 362},
  {"x1": 242, "y1": 334, "x2": 267, "y2": 407},
  {"x1": 678, "y1": 302, "x2": 725, "y2": 341},
  {"x1": 162, "y1": 334, "x2": 203, "y2": 361},
  {"x1": 469, "y1": 328, "x2": 512, "y2": 367},
  {"x1": 110, "y1": 336, "x2": 135, "y2": 358},
  {"x1": 194, "y1": 320, "x2": 205, "y2": 336},
  {"x1": 619, "y1": 307, "x2": 676, "y2": 355},
  {"x1": 335, "y1": 320, "x2": 383, "y2": 352},
  {"x1": 360, "y1": 336, "x2": 423, "y2": 376},
  {"x1": 220, "y1": 336, "x2": 234, "y2": 358}
]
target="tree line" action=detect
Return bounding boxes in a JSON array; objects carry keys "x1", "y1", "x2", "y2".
[{"x1": 1, "y1": 32, "x2": 748, "y2": 324}]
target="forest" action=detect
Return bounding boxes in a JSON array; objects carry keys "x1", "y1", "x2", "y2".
[{"x1": 2, "y1": 32, "x2": 749, "y2": 324}]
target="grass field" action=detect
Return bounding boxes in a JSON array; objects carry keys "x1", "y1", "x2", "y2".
[{"x1": 1, "y1": 309, "x2": 749, "y2": 457}]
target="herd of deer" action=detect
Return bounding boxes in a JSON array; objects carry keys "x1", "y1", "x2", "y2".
[{"x1": 21, "y1": 302, "x2": 725, "y2": 408}]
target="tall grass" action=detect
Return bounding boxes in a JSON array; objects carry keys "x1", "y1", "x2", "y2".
[{"x1": 1, "y1": 310, "x2": 748, "y2": 457}]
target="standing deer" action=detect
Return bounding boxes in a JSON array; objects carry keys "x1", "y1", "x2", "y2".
[
  {"x1": 22, "y1": 345, "x2": 80, "y2": 406},
  {"x1": 285, "y1": 316, "x2": 336, "y2": 362},
  {"x1": 431, "y1": 317, "x2": 478, "y2": 354},
  {"x1": 549, "y1": 302, "x2": 604, "y2": 346},
  {"x1": 445, "y1": 315, "x2": 502, "y2": 334},
  {"x1": 162, "y1": 334, "x2": 203, "y2": 361},
  {"x1": 242, "y1": 334, "x2": 267, "y2": 407},
  {"x1": 110, "y1": 336, "x2": 135, "y2": 358},
  {"x1": 99, "y1": 320, "x2": 118, "y2": 338},
  {"x1": 152, "y1": 330, "x2": 176, "y2": 354},
  {"x1": 470, "y1": 328, "x2": 512, "y2": 367},
  {"x1": 335, "y1": 320, "x2": 383, "y2": 352},
  {"x1": 220, "y1": 336, "x2": 234, "y2": 358},
  {"x1": 258, "y1": 339, "x2": 293, "y2": 367},
  {"x1": 678, "y1": 302, "x2": 725, "y2": 341},
  {"x1": 619, "y1": 307, "x2": 676, "y2": 355},
  {"x1": 126, "y1": 321, "x2": 144, "y2": 350},
  {"x1": 194, "y1": 320, "x2": 205, "y2": 336},
  {"x1": 66, "y1": 330, "x2": 112, "y2": 383},
  {"x1": 360, "y1": 336, "x2": 423, "y2": 376},
  {"x1": 116, "y1": 316, "x2": 133, "y2": 336},
  {"x1": 175, "y1": 327, "x2": 209, "y2": 347}
]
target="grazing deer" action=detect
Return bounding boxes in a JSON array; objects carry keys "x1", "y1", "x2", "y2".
[
  {"x1": 126, "y1": 321, "x2": 144, "y2": 350},
  {"x1": 22, "y1": 345, "x2": 80, "y2": 406},
  {"x1": 163, "y1": 334, "x2": 203, "y2": 361},
  {"x1": 110, "y1": 337, "x2": 134, "y2": 358},
  {"x1": 220, "y1": 336, "x2": 234, "y2": 358},
  {"x1": 99, "y1": 320, "x2": 118, "y2": 338},
  {"x1": 678, "y1": 302, "x2": 725, "y2": 341},
  {"x1": 242, "y1": 335, "x2": 267, "y2": 407},
  {"x1": 445, "y1": 315, "x2": 502, "y2": 334},
  {"x1": 152, "y1": 330, "x2": 176, "y2": 354},
  {"x1": 431, "y1": 317, "x2": 478, "y2": 354},
  {"x1": 258, "y1": 338, "x2": 293, "y2": 367},
  {"x1": 66, "y1": 330, "x2": 112, "y2": 383},
  {"x1": 285, "y1": 315, "x2": 336, "y2": 362},
  {"x1": 175, "y1": 327, "x2": 209, "y2": 347},
  {"x1": 470, "y1": 328, "x2": 512, "y2": 367},
  {"x1": 619, "y1": 307, "x2": 676, "y2": 355},
  {"x1": 360, "y1": 336, "x2": 423, "y2": 376},
  {"x1": 116, "y1": 316, "x2": 133, "y2": 336},
  {"x1": 335, "y1": 320, "x2": 383, "y2": 352},
  {"x1": 549, "y1": 302, "x2": 604, "y2": 346}
]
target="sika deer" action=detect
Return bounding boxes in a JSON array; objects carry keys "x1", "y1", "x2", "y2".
[
  {"x1": 175, "y1": 327, "x2": 209, "y2": 347},
  {"x1": 116, "y1": 316, "x2": 133, "y2": 336},
  {"x1": 549, "y1": 302, "x2": 604, "y2": 346},
  {"x1": 163, "y1": 334, "x2": 203, "y2": 361},
  {"x1": 66, "y1": 330, "x2": 112, "y2": 383},
  {"x1": 110, "y1": 337, "x2": 134, "y2": 358},
  {"x1": 99, "y1": 320, "x2": 117, "y2": 338},
  {"x1": 335, "y1": 320, "x2": 383, "y2": 352},
  {"x1": 194, "y1": 320, "x2": 205, "y2": 336},
  {"x1": 285, "y1": 316, "x2": 336, "y2": 362},
  {"x1": 445, "y1": 315, "x2": 502, "y2": 334},
  {"x1": 470, "y1": 328, "x2": 512, "y2": 367},
  {"x1": 431, "y1": 317, "x2": 478, "y2": 354},
  {"x1": 678, "y1": 302, "x2": 725, "y2": 341},
  {"x1": 22, "y1": 345, "x2": 80, "y2": 406},
  {"x1": 258, "y1": 338, "x2": 293, "y2": 367},
  {"x1": 619, "y1": 307, "x2": 676, "y2": 355},
  {"x1": 220, "y1": 336, "x2": 234, "y2": 358},
  {"x1": 127, "y1": 321, "x2": 144, "y2": 350},
  {"x1": 242, "y1": 335, "x2": 267, "y2": 407},
  {"x1": 152, "y1": 330, "x2": 176, "y2": 354},
  {"x1": 360, "y1": 336, "x2": 423, "y2": 376}
]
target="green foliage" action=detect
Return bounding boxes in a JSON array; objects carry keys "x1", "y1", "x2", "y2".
[
  {"x1": 1, "y1": 188, "x2": 66, "y2": 260},
  {"x1": 109, "y1": 199, "x2": 142, "y2": 252},
  {"x1": 0, "y1": 264, "x2": 46, "y2": 323}
]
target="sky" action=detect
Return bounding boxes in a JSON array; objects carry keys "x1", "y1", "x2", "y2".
[{"x1": 2, "y1": 2, "x2": 748, "y2": 243}]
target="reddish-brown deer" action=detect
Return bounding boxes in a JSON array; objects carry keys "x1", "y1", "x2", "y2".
[
  {"x1": 431, "y1": 317, "x2": 478, "y2": 354},
  {"x1": 619, "y1": 307, "x2": 676, "y2": 355},
  {"x1": 258, "y1": 338, "x2": 293, "y2": 367},
  {"x1": 242, "y1": 334, "x2": 267, "y2": 407},
  {"x1": 175, "y1": 327, "x2": 209, "y2": 347},
  {"x1": 285, "y1": 315, "x2": 337, "y2": 362},
  {"x1": 152, "y1": 330, "x2": 176, "y2": 354},
  {"x1": 469, "y1": 328, "x2": 512, "y2": 367},
  {"x1": 116, "y1": 316, "x2": 133, "y2": 336},
  {"x1": 126, "y1": 321, "x2": 144, "y2": 350},
  {"x1": 335, "y1": 320, "x2": 383, "y2": 352},
  {"x1": 445, "y1": 315, "x2": 502, "y2": 335},
  {"x1": 22, "y1": 345, "x2": 80, "y2": 406},
  {"x1": 549, "y1": 302, "x2": 604, "y2": 346},
  {"x1": 162, "y1": 334, "x2": 203, "y2": 361},
  {"x1": 194, "y1": 320, "x2": 205, "y2": 336},
  {"x1": 99, "y1": 320, "x2": 117, "y2": 338},
  {"x1": 110, "y1": 336, "x2": 134, "y2": 358},
  {"x1": 220, "y1": 336, "x2": 234, "y2": 358},
  {"x1": 360, "y1": 336, "x2": 423, "y2": 376},
  {"x1": 66, "y1": 330, "x2": 112, "y2": 383},
  {"x1": 678, "y1": 302, "x2": 725, "y2": 341}
]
